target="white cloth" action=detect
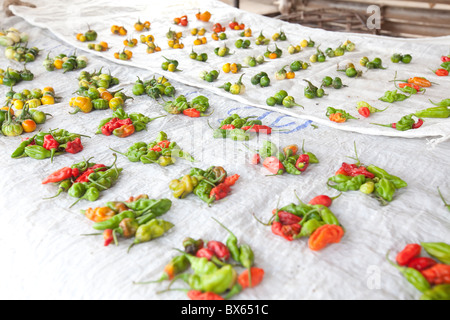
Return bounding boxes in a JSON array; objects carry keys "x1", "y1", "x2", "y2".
[{"x1": 0, "y1": 0, "x2": 449, "y2": 301}]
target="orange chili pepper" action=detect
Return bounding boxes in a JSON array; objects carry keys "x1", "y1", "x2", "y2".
[
  {"x1": 329, "y1": 112, "x2": 347, "y2": 123},
  {"x1": 85, "y1": 207, "x2": 116, "y2": 223},
  {"x1": 308, "y1": 224, "x2": 344, "y2": 251},
  {"x1": 408, "y1": 77, "x2": 432, "y2": 87},
  {"x1": 113, "y1": 124, "x2": 135, "y2": 138},
  {"x1": 421, "y1": 264, "x2": 450, "y2": 285},
  {"x1": 238, "y1": 267, "x2": 265, "y2": 289}
]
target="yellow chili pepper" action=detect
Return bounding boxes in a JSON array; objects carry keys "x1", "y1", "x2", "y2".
[{"x1": 71, "y1": 96, "x2": 93, "y2": 114}]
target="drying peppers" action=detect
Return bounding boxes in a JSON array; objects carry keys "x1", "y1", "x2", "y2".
[
  {"x1": 250, "y1": 140, "x2": 318, "y2": 176},
  {"x1": 356, "y1": 101, "x2": 387, "y2": 118},
  {"x1": 43, "y1": 52, "x2": 88, "y2": 73},
  {"x1": 210, "y1": 114, "x2": 274, "y2": 141},
  {"x1": 327, "y1": 144, "x2": 407, "y2": 205},
  {"x1": 133, "y1": 76, "x2": 176, "y2": 100},
  {"x1": 254, "y1": 193, "x2": 344, "y2": 251},
  {"x1": 112, "y1": 131, "x2": 194, "y2": 166},
  {"x1": 77, "y1": 68, "x2": 119, "y2": 90},
  {"x1": 169, "y1": 166, "x2": 239, "y2": 205},
  {"x1": 0, "y1": 66, "x2": 34, "y2": 86},
  {"x1": 81, "y1": 194, "x2": 173, "y2": 251},
  {"x1": 96, "y1": 107, "x2": 165, "y2": 138},
  {"x1": 388, "y1": 242, "x2": 450, "y2": 300},
  {"x1": 371, "y1": 114, "x2": 424, "y2": 131},
  {"x1": 162, "y1": 95, "x2": 210, "y2": 116},
  {"x1": 11, "y1": 128, "x2": 87, "y2": 161},
  {"x1": 326, "y1": 107, "x2": 358, "y2": 123},
  {"x1": 266, "y1": 90, "x2": 302, "y2": 108},
  {"x1": 136, "y1": 219, "x2": 264, "y2": 300}
]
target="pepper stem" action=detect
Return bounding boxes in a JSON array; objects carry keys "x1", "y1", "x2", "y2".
[{"x1": 438, "y1": 187, "x2": 450, "y2": 208}]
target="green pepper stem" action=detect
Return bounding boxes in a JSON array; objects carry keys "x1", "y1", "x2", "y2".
[{"x1": 437, "y1": 187, "x2": 450, "y2": 208}]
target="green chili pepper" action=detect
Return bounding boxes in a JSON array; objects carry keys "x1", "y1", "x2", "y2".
[
  {"x1": 239, "y1": 244, "x2": 254, "y2": 287},
  {"x1": 259, "y1": 140, "x2": 278, "y2": 159},
  {"x1": 283, "y1": 161, "x2": 301, "y2": 175},
  {"x1": 183, "y1": 265, "x2": 236, "y2": 294},
  {"x1": 375, "y1": 178, "x2": 396, "y2": 202},
  {"x1": 386, "y1": 252, "x2": 430, "y2": 293},
  {"x1": 420, "y1": 285, "x2": 450, "y2": 300},
  {"x1": 328, "y1": 175, "x2": 366, "y2": 192},
  {"x1": 212, "y1": 218, "x2": 240, "y2": 263},
  {"x1": 421, "y1": 242, "x2": 450, "y2": 264},
  {"x1": 313, "y1": 205, "x2": 340, "y2": 226},
  {"x1": 295, "y1": 219, "x2": 325, "y2": 238},
  {"x1": 366, "y1": 165, "x2": 407, "y2": 189},
  {"x1": 11, "y1": 135, "x2": 36, "y2": 158},
  {"x1": 68, "y1": 182, "x2": 87, "y2": 198},
  {"x1": 179, "y1": 252, "x2": 218, "y2": 276},
  {"x1": 193, "y1": 180, "x2": 214, "y2": 205},
  {"x1": 24, "y1": 145, "x2": 54, "y2": 160},
  {"x1": 415, "y1": 106, "x2": 450, "y2": 118},
  {"x1": 128, "y1": 219, "x2": 174, "y2": 253}
]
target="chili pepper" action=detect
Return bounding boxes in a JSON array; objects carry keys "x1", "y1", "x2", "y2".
[
  {"x1": 308, "y1": 194, "x2": 341, "y2": 207},
  {"x1": 387, "y1": 252, "x2": 431, "y2": 293},
  {"x1": 429, "y1": 98, "x2": 450, "y2": 108},
  {"x1": 128, "y1": 219, "x2": 174, "y2": 253},
  {"x1": 375, "y1": 178, "x2": 397, "y2": 202},
  {"x1": 295, "y1": 154, "x2": 310, "y2": 172},
  {"x1": 238, "y1": 267, "x2": 264, "y2": 289},
  {"x1": 62, "y1": 137, "x2": 83, "y2": 154},
  {"x1": 366, "y1": 165, "x2": 407, "y2": 189},
  {"x1": 271, "y1": 211, "x2": 301, "y2": 241},
  {"x1": 239, "y1": 244, "x2": 255, "y2": 287},
  {"x1": 178, "y1": 265, "x2": 236, "y2": 295},
  {"x1": 179, "y1": 251, "x2": 218, "y2": 276},
  {"x1": 398, "y1": 82, "x2": 422, "y2": 92},
  {"x1": 196, "y1": 248, "x2": 215, "y2": 260},
  {"x1": 42, "y1": 167, "x2": 74, "y2": 184},
  {"x1": 421, "y1": 264, "x2": 450, "y2": 285},
  {"x1": 420, "y1": 284, "x2": 450, "y2": 300},
  {"x1": 187, "y1": 290, "x2": 224, "y2": 300},
  {"x1": 11, "y1": 135, "x2": 35, "y2": 158},
  {"x1": 308, "y1": 224, "x2": 344, "y2": 251},
  {"x1": 103, "y1": 229, "x2": 114, "y2": 247},
  {"x1": 183, "y1": 108, "x2": 201, "y2": 118},
  {"x1": 435, "y1": 69, "x2": 448, "y2": 76},
  {"x1": 415, "y1": 106, "x2": 450, "y2": 119},
  {"x1": 43, "y1": 134, "x2": 59, "y2": 160},
  {"x1": 212, "y1": 218, "x2": 240, "y2": 263},
  {"x1": 326, "y1": 107, "x2": 358, "y2": 122},
  {"x1": 396, "y1": 244, "x2": 422, "y2": 266},
  {"x1": 407, "y1": 77, "x2": 432, "y2": 87},
  {"x1": 183, "y1": 238, "x2": 204, "y2": 255},
  {"x1": 207, "y1": 241, "x2": 230, "y2": 261},
  {"x1": 421, "y1": 242, "x2": 450, "y2": 264},
  {"x1": 294, "y1": 219, "x2": 325, "y2": 239},
  {"x1": 272, "y1": 210, "x2": 302, "y2": 225},
  {"x1": 241, "y1": 125, "x2": 272, "y2": 134},
  {"x1": 24, "y1": 145, "x2": 58, "y2": 160},
  {"x1": 44, "y1": 179, "x2": 73, "y2": 200},
  {"x1": 263, "y1": 156, "x2": 285, "y2": 175},
  {"x1": 372, "y1": 114, "x2": 423, "y2": 131},
  {"x1": 92, "y1": 210, "x2": 135, "y2": 231},
  {"x1": 407, "y1": 257, "x2": 437, "y2": 272},
  {"x1": 327, "y1": 174, "x2": 367, "y2": 192}
]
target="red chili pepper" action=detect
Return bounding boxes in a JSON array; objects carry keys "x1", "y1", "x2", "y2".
[
  {"x1": 241, "y1": 125, "x2": 272, "y2": 134},
  {"x1": 42, "y1": 167, "x2": 74, "y2": 184},
  {"x1": 151, "y1": 145, "x2": 162, "y2": 152},
  {"x1": 207, "y1": 241, "x2": 230, "y2": 261},
  {"x1": 64, "y1": 138, "x2": 83, "y2": 154},
  {"x1": 295, "y1": 154, "x2": 310, "y2": 172},
  {"x1": 210, "y1": 183, "x2": 231, "y2": 200},
  {"x1": 43, "y1": 135, "x2": 59, "y2": 150},
  {"x1": 221, "y1": 124, "x2": 235, "y2": 130},
  {"x1": 407, "y1": 257, "x2": 437, "y2": 272},
  {"x1": 263, "y1": 156, "x2": 285, "y2": 175},
  {"x1": 441, "y1": 56, "x2": 450, "y2": 63},
  {"x1": 223, "y1": 174, "x2": 240, "y2": 186},
  {"x1": 271, "y1": 210, "x2": 302, "y2": 225},
  {"x1": 229, "y1": 19, "x2": 239, "y2": 29},
  {"x1": 75, "y1": 165, "x2": 107, "y2": 183},
  {"x1": 412, "y1": 118, "x2": 424, "y2": 129},
  {"x1": 238, "y1": 267, "x2": 265, "y2": 289},
  {"x1": 187, "y1": 290, "x2": 224, "y2": 300},
  {"x1": 183, "y1": 108, "x2": 201, "y2": 117},
  {"x1": 195, "y1": 248, "x2": 215, "y2": 260},
  {"x1": 157, "y1": 140, "x2": 170, "y2": 148},
  {"x1": 421, "y1": 264, "x2": 450, "y2": 285},
  {"x1": 396, "y1": 243, "x2": 422, "y2": 266},
  {"x1": 358, "y1": 107, "x2": 371, "y2": 118},
  {"x1": 271, "y1": 221, "x2": 301, "y2": 241},
  {"x1": 435, "y1": 69, "x2": 449, "y2": 77},
  {"x1": 308, "y1": 194, "x2": 340, "y2": 207},
  {"x1": 71, "y1": 168, "x2": 80, "y2": 178},
  {"x1": 251, "y1": 153, "x2": 261, "y2": 165},
  {"x1": 103, "y1": 229, "x2": 114, "y2": 247},
  {"x1": 337, "y1": 162, "x2": 375, "y2": 179},
  {"x1": 398, "y1": 83, "x2": 421, "y2": 91}
]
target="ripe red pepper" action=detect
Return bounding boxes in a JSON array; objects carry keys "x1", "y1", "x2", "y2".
[
  {"x1": 435, "y1": 68, "x2": 449, "y2": 76},
  {"x1": 271, "y1": 221, "x2": 301, "y2": 241},
  {"x1": 407, "y1": 257, "x2": 437, "y2": 272},
  {"x1": 263, "y1": 156, "x2": 285, "y2": 175},
  {"x1": 295, "y1": 154, "x2": 310, "y2": 172},
  {"x1": 241, "y1": 125, "x2": 272, "y2": 134},
  {"x1": 187, "y1": 290, "x2": 224, "y2": 300},
  {"x1": 43, "y1": 135, "x2": 59, "y2": 150},
  {"x1": 103, "y1": 229, "x2": 114, "y2": 247},
  {"x1": 229, "y1": 19, "x2": 239, "y2": 29},
  {"x1": 64, "y1": 138, "x2": 83, "y2": 154},
  {"x1": 221, "y1": 124, "x2": 235, "y2": 130},
  {"x1": 358, "y1": 107, "x2": 371, "y2": 118},
  {"x1": 42, "y1": 167, "x2": 74, "y2": 184},
  {"x1": 238, "y1": 267, "x2": 265, "y2": 289},
  {"x1": 421, "y1": 264, "x2": 450, "y2": 285},
  {"x1": 72, "y1": 168, "x2": 80, "y2": 178},
  {"x1": 441, "y1": 56, "x2": 450, "y2": 63},
  {"x1": 183, "y1": 108, "x2": 201, "y2": 117},
  {"x1": 151, "y1": 145, "x2": 162, "y2": 152},
  {"x1": 412, "y1": 118, "x2": 424, "y2": 129},
  {"x1": 251, "y1": 153, "x2": 261, "y2": 165},
  {"x1": 75, "y1": 164, "x2": 107, "y2": 183},
  {"x1": 396, "y1": 243, "x2": 422, "y2": 266},
  {"x1": 308, "y1": 194, "x2": 340, "y2": 207},
  {"x1": 271, "y1": 210, "x2": 302, "y2": 225},
  {"x1": 336, "y1": 162, "x2": 375, "y2": 179},
  {"x1": 207, "y1": 241, "x2": 230, "y2": 261},
  {"x1": 195, "y1": 248, "x2": 215, "y2": 260},
  {"x1": 398, "y1": 82, "x2": 421, "y2": 91},
  {"x1": 102, "y1": 118, "x2": 133, "y2": 136},
  {"x1": 157, "y1": 140, "x2": 170, "y2": 148},
  {"x1": 209, "y1": 174, "x2": 239, "y2": 200},
  {"x1": 212, "y1": 23, "x2": 226, "y2": 33}
]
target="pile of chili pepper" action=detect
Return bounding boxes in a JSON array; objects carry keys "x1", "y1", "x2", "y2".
[
  {"x1": 11, "y1": 128, "x2": 87, "y2": 162},
  {"x1": 250, "y1": 140, "x2": 319, "y2": 176},
  {"x1": 4, "y1": 43, "x2": 39, "y2": 63},
  {"x1": 210, "y1": 114, "x2": 273, "y2": 141},
  {"x1": 161, "y1": 57, "x2": 181, "y2": 72},
  {"x1": 112, "y1": 131, "x2": 194, "y2": 166},
  {"x1": 359, "y1": 56, "x2": 386, "y2": 69},
  {"x1": 379, "y1": 89, "x2": 409, "y2": 103},
  {"x1": 75, "y1": 25, "x2": 98, "y2": 42},
  {"x1": 391, "y1": 74, "x2": 433, "y2": 93},
  {"x1": 81, "y1": 194, "x2": 173, "y2": 252},
  {"x1": 326, "y1": 107, "x2": 358, "y2": 123},
  {"x1": 77, "y1": 68, "x2": 119, "y2": 91},
  {"x1": 244, "y1": 55, "x2": 265, "y2": 67},
  {"x1": 391, "y1": 53, "x2": 412, "y2": 64},
  {"x1": 43, "y1": 52, "x2": 88, "y2": 73},
  {"x1": 254, "y1": 193, "x2": 344, "y2": 251},
  {"x1": 433, "y1": 58, "x2": 450, "y2": 77},
  {"x1": 337, "y1": 63, "x2": 363, "y2": 78},
  {"x1": 169, "y1": 166, "x2": 240, "y2": 205},
  {"x1": 324, "y1": 40, "x2": 355, "y2": 58},
  {"x1": 1, "y1": 103, "x2": 49, "y2": 137},
  {"x1": 387, "y1": 242, "x2": 450, "y2": 300},
  {"x1": 162, "y1": 95, "x2": 211, "y2": 117},
  {"x1": 132, "y1": 76, "x2": 176, "y2": 100},
  {"x1": 71, "y1": 87, "x2": 132, "y2": 114},
  {"x1": 96, "y1": 107, "x2": 165, "y2": 138},
  {"x1": 135, "y1": 218, "x2": 264, "y2": 300},
  {"x1": 5, "y1": 86, "x2": 59, "y2": 110},
  {"x1": 220, "y1": 74, "x2": 246, "y2": 95},
  {"x1": 200, "y1": 69, "x2": 220, "y2": 82},
  {"x1": 371, "y1": 114, "x2": 424, "y2": 131},
  {"x1": 266, "y1": 90, "x2": 302, "y2": 108},
  {"x1": 255, "y1": 31, "x2": 271, "y2": 46},
  {"x1": 303, "y1": 80, "x2": 326, "y2": 99},
  {"x1": 327, "y1": 144, "x2": 407, "y2": 205},
  {"x1": 0, "y1": 66, "x2": 34, "y2": 86},
  {"x1": 263, "y1": 44, "x2": 283, "y2": 59}
]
